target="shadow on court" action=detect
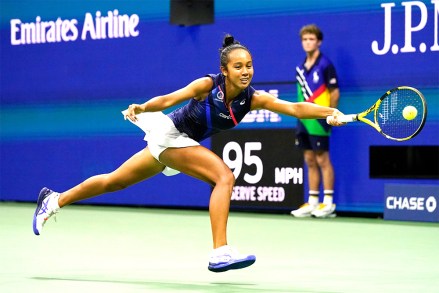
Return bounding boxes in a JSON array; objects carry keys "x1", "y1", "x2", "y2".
[{"x1": 31, "y1": 276, "x2": 334, "y2": 293}]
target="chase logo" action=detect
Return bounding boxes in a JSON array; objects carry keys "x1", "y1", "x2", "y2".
[
  {"x1": 426, "y1": 196, "x2": 437, "y2": 213},
  {"x1": 384, "y1": 184, "x2": 439, "y2": 223},
  {"x1": 386, "y1": 196, "x2": 437, "y2": 212}
]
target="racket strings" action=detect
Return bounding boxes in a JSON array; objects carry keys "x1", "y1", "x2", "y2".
[{"x1": 376, "y1": 88, "x2": 426, "y2": 140}]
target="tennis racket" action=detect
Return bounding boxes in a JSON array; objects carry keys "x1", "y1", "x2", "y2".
[{"x1": 327, "y1": 86, "x2": 427, "y2": 141}]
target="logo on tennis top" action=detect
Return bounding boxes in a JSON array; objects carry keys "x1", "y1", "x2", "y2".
[
  {"x1": 216, "y1": 91, "x2": 224, "y2": 101},
  {"x1": 219, "y1": 113, "x2": 232, "y2": 119},
  {"x1": 215, "y1": 86, "x2": 224, "y2": 101},
  {"x1": 240, "y1": 99, "x2": 246, "y2": 105}
]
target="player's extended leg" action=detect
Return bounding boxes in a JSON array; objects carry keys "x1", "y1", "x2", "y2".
[
  {"x1": 159, "y1": 145, "x2": 256, "y2": 272},
  {"x1": 59, "y1": 147, "x2": 165, "y2": 206},
  {"x1": 33, "y1": 147, "x2": 165, "y2": 235}
]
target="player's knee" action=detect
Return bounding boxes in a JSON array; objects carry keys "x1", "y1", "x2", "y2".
[
  {"x1": 103, "y1": 175, "x2": 129, "y2": 192},
  {"x1": 216, "y1": 168, "x2": 235, "y2": 188}
]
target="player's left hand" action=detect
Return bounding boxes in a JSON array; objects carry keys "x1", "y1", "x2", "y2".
[{"x1": 327, "y1": 109, "x2": 346, "y2": 126}]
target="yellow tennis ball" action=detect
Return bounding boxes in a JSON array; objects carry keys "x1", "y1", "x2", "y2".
[{"x1": 402, "y1": 105, "x2": 418, "y2": 120}]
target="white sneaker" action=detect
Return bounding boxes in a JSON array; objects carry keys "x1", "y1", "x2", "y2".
[
  {"x1": 311, "y1": 203, "x2": 336, "y2": 218},
  {"x1": 33, "y1": 187, "x2": 60, "y2": 235},
  {"x1": 208, "y1": 245, "x2": 256, "y2": 273},
  {"x1": 290, "y1": 203, "x2": 317, "y2": 217}
]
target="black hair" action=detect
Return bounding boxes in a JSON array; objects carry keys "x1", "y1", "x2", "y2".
[{"x1": 219, "y1": 34, "x2": 251, "y2": 68}]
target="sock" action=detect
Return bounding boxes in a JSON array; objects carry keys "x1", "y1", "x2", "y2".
[
  {"x1": 51, "y1": 192, "x2": 61, "y2": 211},
  {"x1": 308, "y1": 191, "x2": 319, "y2": 206},
  {"x1": 210, "y1": 245, "x2": 232, "y2": 259},
  {"x1": 323, "y1": 190, "x2": 334, "y2": 206},
  {"x1": 213, "y1": 245, "x2": 229, "y2": 254}
]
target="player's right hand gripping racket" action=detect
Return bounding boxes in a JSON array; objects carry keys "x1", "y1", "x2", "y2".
[{"x1": 327, "y1": 86, "x2": 427, "y2": 141}]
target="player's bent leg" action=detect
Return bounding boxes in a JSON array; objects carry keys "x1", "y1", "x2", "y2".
[
  {"x1": 160, "y1": 146, "x2": 234, "y2": 247},
  {"x1": 159, "y1": 146, "x2": 256, "y2": 272}
]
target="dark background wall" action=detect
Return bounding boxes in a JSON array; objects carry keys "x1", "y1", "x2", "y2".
[{"x1": 1, "y1": 0, "x2": 438, "y2": 212}]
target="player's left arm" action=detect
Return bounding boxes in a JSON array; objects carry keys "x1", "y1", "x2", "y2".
[{"x1": 251, "y1": 90, "x2": 343, "y2": 123}]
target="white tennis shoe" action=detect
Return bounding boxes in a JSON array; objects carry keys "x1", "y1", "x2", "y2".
[
  {"x1": 33, "y1": 187, "x2": 60, "y2": 235},
  {"x1": 208, "y1": 245, "x2": 256, "y2": 273},
  {"x1": 311, "y1": 203, "x2": 336, "y2": 218},
  {"x1": 290, "y1": 203, "x2": 318, "y2": 217}
]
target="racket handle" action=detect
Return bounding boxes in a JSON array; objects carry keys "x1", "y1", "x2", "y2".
[{"x1": 326, "y1": 114, "x2": 357, "y2": 124}]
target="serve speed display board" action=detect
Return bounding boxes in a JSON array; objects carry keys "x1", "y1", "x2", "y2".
[{"x1": 211, "y1": 129, "x2": 304, "y2": 212}]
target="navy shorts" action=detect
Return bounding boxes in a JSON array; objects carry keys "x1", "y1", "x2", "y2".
[{"x1": 295, "y1": 132, "x2": 330, "y2": 151}]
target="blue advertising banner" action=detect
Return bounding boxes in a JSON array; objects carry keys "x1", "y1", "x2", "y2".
[
  {"x1": 1, "y1": 0, "x2": 438, "y2": 212},
  {"x1": 384, "y1": 184, "x2": 439, "y2": 222}
]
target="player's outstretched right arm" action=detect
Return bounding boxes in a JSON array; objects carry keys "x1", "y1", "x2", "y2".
[{"x1": 124, "y1": 76, "x2": 213, "y2": 122}]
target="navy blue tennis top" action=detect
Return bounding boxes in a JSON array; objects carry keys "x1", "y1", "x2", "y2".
[{"x1": 168, "y1": 73, "x2": 255, "y2": 142}]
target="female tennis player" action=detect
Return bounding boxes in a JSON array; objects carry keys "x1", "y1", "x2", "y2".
[{"x1": 33, "y1": 34, "x2": 344, "y2": 273}]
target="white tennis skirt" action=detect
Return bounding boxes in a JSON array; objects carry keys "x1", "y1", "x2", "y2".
[{"x1": 122, "y1": 111, "x2": 199, "y2": 176}]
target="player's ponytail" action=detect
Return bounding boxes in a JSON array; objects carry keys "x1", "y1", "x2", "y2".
[
  {"x1": 221, "y1": 34, "x2": 238, "y2": 49},
  {"x1": 219, "y1": 34, "x2": 251, "y2": 68}
]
